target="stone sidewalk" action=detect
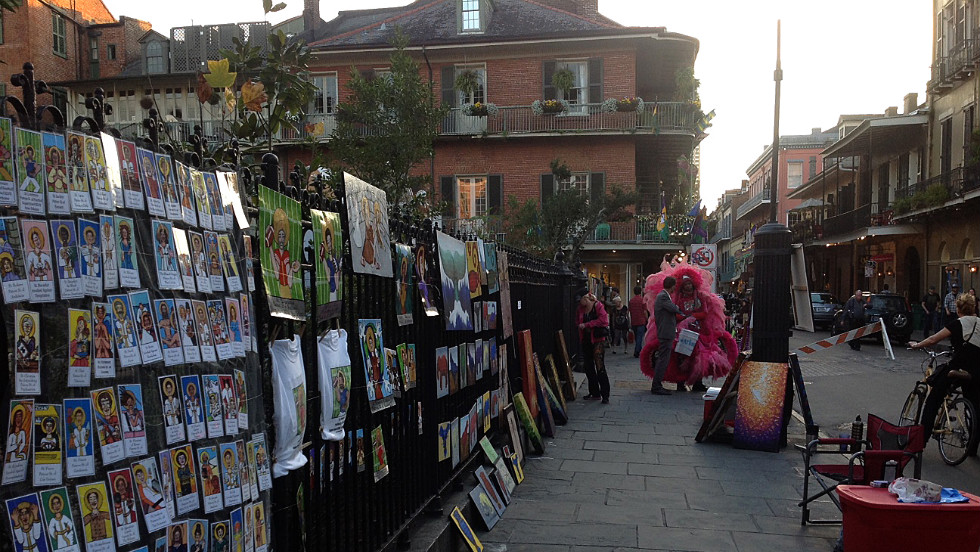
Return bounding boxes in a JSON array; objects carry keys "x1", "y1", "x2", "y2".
[{"x1": 481, "y1": 350, "x2": 841, "y2": 552}]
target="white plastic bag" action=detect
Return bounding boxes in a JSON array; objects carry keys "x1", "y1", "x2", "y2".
[{"x1": 888, "y1": 477, "x2": 943, "y2": 503}]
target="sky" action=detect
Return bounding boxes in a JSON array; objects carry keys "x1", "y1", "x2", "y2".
[{"x1": 103, "y1": 0, "x2": 933, "y2": 212}]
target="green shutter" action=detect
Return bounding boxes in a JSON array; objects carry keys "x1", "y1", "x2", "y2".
[
  {"x1": 441, "y1": 176, "x2": 456, "y2": 216},
  {"x1": 543, "y1": 61, "x2": 556, "y2": 100},
  {"x1": 590, "y1": 172, "x2": 605, "y2": 204},
  {"x1": 488, "y1": 174, "x2": 503, "y2": 215},
  {"x1": 588, "y1": 58, "x2": 603, "y2": 105},
  {"x1": 442, "y1": 66, "x2": 456, "y2": 107},
  {"x1": 541, "y1": 173, "x2": 555, "y2": 205}
]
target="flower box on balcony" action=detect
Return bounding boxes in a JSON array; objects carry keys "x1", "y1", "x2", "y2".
[
  {"x1": 601, "y1": 97, "x2": 644, "y2": 113},
  {"x1": 531, "y1": 99, "x2": 569, "y2": 115},
  {"x1": 462, "y1": 102, "x2": 498, "y2": 117}
]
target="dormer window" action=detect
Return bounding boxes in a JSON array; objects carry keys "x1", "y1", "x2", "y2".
[{"x1": 459, "y1": 0, "x2": 490, "y2": 33}]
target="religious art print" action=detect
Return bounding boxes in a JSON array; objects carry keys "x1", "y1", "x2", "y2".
[
  {"x1": 76, "y1": 481, "x2": 114, "y2": 552},
  {"x1": 253, "y1": 433, "x2": 272, "y2": 491},
  {"x1": 116, "y1": 139, "x2": 143, "y2": 210},
  {"x1": 211, "y1": 521, "x2": 229, "y2": 552},
  {"x1": 345, "y1": 173, "x2": 392, "y2": 278},
  {"x1": 202, "y1": 374, "x2": 224, "y2": 439},
  {"x1": 14, "y1": 310, "x2": 41, "y2": 395},
  {"x1": 359, "y1": 319, "x2": 394, "y2": 413},
  {"x1": 21, "y1": 219, "x2": 55, "y2": 302},
  {"x1": 131, "y1": 457, "x2": 169, "y2": 533},
  {"x1": 371, "y1": 424, "x2": 389, "y2": 483},
  {"x1": 152, "y1": 220, "x2": 181, "y2": 290},
  {"x1": 384, "y1": 348, "x2": 400, "y2": 399},
  {"x1": 0, "y1": 216, "x2": 29, "y2": 303},
  {"x1": 497, "y1": 250, "x2": 513, "y2": 338},
  {"x1": 226, "y1": 297, "x2": 245, "y2": 357},
  {"x1": 435, "y1": 346, "x2": 449, "y2": 399},
  {"x1": 217, "y1": 170, "x2": 247, "y2": 229},
  {"x1": 219, "y1": 442, "x2": 242, "y2": 507},
  {"x1": 259, "y1": 185, "x2": 303, "y2": 318},
  {"x1": 106, "y1": 467, "x2": 139, "y2": 546},
  {"x1": 193, "y1": 300, "x2": 218, "y2": 363},
  {"x1": 84, "y1": 135, "x2": 112, "y2": 211},
  {"x1": 252, "y1": 502, "x2": 268, "y2": 552},
  {"x1": 449, "y1": 506, "x2": 482, "y2": 552},
  {"x1": 42, "y1": 131, "x2": 69, "y2": 214},
  {"x1": 218, "y1": 234, "x2": 242, "y2": 293},
  {"x1": 90, "y1": 387, "x2": 124, "y2": 465},
  {"x1": 158, "y1": 375, "x2": 186, "y2": 445},
  {"x1": 245, "y1": 440, "x2": 259, "y2": 499},
  {"x1": 78, "y1": 218, "x2": 102, "y2": 297},
  {"x1": 6, "y1": 492, "x2": 51, "y2": 552},
  {"x1": 229, "y1": 508, "x2": 243, "y2": 552},
  {"x1": 218, "y1": 374, "x2": 239, "y2": 435},
  {"x1": 137, "y1": 148, "x2": 164, "y2": 216},
  {"x1": 465, "y1": 241, "x2": 482, "y2": 299},
  {"x1": 15, "y1": 127, "x2": 45, "y2": 215},
  {"x1": 181, "y1": 375, "x2": 205, "y2": 442},
  {"x1": 99, "y1": 215, "x2": 118, "y2": 290},
  {"x1": 234, "y1": 369, "x2": 249, "y2": 431},
  {"x1": 235, "y1": 440, "x2": 250, "y2": 502},
  {"x1": 0, "y1": 118, "x2": 16, "y2": 205},
  {"x1": 99, "y1": 133, "x2": 124, "y2": 209},
  {"x1": 188, "y1": 520, "x2": 209, "y2": 552},
  {"x1": 117, "y1": 385, "x2": 146, "y2": 458},
  {"x1": 395, "y1": 243, "x2": 414, "y2": 325},
  {"x1": 311, "y1": 209, "x2": 343, "y2": 320},
  {"x1": 167, "y1": 522, "x2": 188, "y2": 552},
  {"x1": 157, "y1": 449, "x2": 177, "y2": 521},
  {"x1": 190, "y1": 169, "x2": 211, "y2": 230},
  {"x1": 396, "y1": 343, "x2": 416, "y2": 390},
  {"x1": 88, "y1": 302, "x2": 114, "y2": 380},
  {"x1": 107, "y1": 294, "x2": 140, "y2": 368},
  {"x1": 242, "y1": 234, "x2": 255, "y2": 292},
  {"x1": 155, "y1": 298, "x2": 184, "y2": 366},
  {"x1": 66, "y1": 132, "x2": 92, "y2": 212},
  {"x1": 130, "y1": 290, "x2": 163, "y2": 364},
  {"x1": 114, "y1": 215, "x2": 139, "y2": 288},
  {"x1": 485, "y1": 243, "x2": 499, "y2": 294},
  {"x1": 39, "y1": 486, "x2": 79, "y2": 552},
  {"x1": 468, "y1": 485, "x2": 500, "y2": 530},
  {"x1": 415, "y1": 243, "x2": 439, "y2": 317},
  {"x1": 155, "y1": 153, "x2": 182, "y2": 221},
  {"x1": 188, "y1": 231, "x2": 212, "y2": 294},
  {"x1": 170, "y1": 228, "x2": 196, "y2": 292},
  {"x1": 33, "y1": 404, "x2": 63, "y2": 486},
  {"x1": 197, "y1": 445, "x2": 223, "y2": 514},
  {"x1": 240, "y1": 293, "x2": 255, "y2": 353},
  {"x1": 48, "y1": 220, "x2": 82, "y2": 299},
  {"x1": 170, "y1": 444, "x2": 200, "y2": 515},
  {"x1": 176, "y1": 298, "x2": 201, "y2": 363},
  {"x1": 202, "y1": 172, "x2": 226, "y2": 231},
  {"x1": 64, "y1": 398, "x2": 95, "y2": 478},
  {"x1": 436, "y1": 232, "x2": 473, "y2": 331},
  {"x1": 209, "y1": 299, "x2": 234, "y2": 361}
]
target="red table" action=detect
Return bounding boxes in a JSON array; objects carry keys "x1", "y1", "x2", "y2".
[{"x1": 838, "y1": 485, "x2": 980, "y2": 551}]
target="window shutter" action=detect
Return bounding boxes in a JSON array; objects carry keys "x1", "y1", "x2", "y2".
[
  {"x1": 590, "y1": 172, "x2": 605, "y2": 204},
  {"x1": 441, "y1": 176, "x2": 456, "y2": 216},
  {"x1": 360, "y1": 68, "x2": 375, "y2": 81},
  {"x1": 488, "y1": 174, "x2": 503, "y2": 215},
  {"x1": 588, "y1": 58, "x2": 603, "y2": 104},
  {"x1": 441, "y1": 66, "x2": 456, "y2": 107},
  {"x1": 541, "y1": 173, "x2": 555, "y2": 205},
  {"x1": 542, "y1": 61, "x2": 556, "y2": 100}
]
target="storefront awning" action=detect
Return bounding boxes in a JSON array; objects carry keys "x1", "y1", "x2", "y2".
[{"x1": 810, "y1": 223, "x2": 921, "y2": 247}]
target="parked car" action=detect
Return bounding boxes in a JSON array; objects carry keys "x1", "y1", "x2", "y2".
[
  {"x1": 831, "y1": 293, "x2": 912, "y2": 343},
  {"x1": 810, "y1": 292, "x2": 841, "y2": 330}
]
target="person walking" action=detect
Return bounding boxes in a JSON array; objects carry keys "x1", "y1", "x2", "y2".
[
  {"x1": 843, "y1": 289, "x2": 867, "y2": 351},
  {"x1": 610, "y1": 296, "x2": 630, "y2": 354},
  {"x1": 576, "y1": 289, "x2": 610, "y2": 403},
  {"x1": 922, "y1": 285, "x2": 941, "y2": 338},
  {"x1": 945, "y1": 283, "x2": 960, "y2": 327},
  {"x1": 628, "y1": 285, "x2": 648, "y2": 358},
  {"x1": 651, "y1": 276, "x2": 682, "y2": 395}
]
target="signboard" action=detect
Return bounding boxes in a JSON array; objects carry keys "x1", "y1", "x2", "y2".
[{"x1": 689, "y1": 243, "x2": 717, "y2": 271}]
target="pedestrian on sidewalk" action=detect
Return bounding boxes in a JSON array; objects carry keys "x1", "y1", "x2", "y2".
[
  {"x1": 922, "y1": 285, "x2": 941, "y2": 338},
  {"x1": 576, "y1": 289, "x2": 610, "y2": 403},
  {"x1": 945, "y1": 283, "x2": 960, "y2": 327},
  {"x1": 843, "y1": 289, "x2": 867, "y2": 351},
  {"x1": 628, "y1": 285, "x2": 648, "y2": 358},
  {"x1": 610, "y1": 296, "x2": 630, "y2": 354},
  {"x1": 651, "y1": 276, "x2": 681, "y2": 395}
]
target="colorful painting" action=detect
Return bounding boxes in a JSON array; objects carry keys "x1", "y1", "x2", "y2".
[
  {"x1": 0, "y1": 118, "x2": 16, "y2": 204},
  {"x1": 344, "y1": 172, "x2": 392, "y2": 278},
  {"x1": 14, "y1": 127, "x2": 44, "y2": 214},
  {"x1": 436, "y1": 232, "x2": 473, "y2": 331},
  {"x1": 517, "y1": 330, "x2": 539, "y2": 418},
  {"x1": 415, "y1": 243, "x2": 439, "y2": 317},
  {"x1": 465, "y1": 241, "x2": 482, "y2": 299},
  {"x1": 435, "y1": 346, "x2": 450, "y2": 399},
  {"x1": 449, "y1": 506, "x2": 483, "y2": 552},
  {"x1": 312, "y1": 209, "x2": 343, "y2": 319},
  {"x1": 484, "y1": 242, "x2": 499, "y2": 294},
  {"x1": 117, "y1": 384, "x2": 146, "y2": 457},
  {"x1": 395, "y1": 243, "x2": 414, "y2": 325},
  {"x1": 155, "y1": 152, "x2": 182, "y2": 220},
  {"x1": 396, "y1": 343, "x2": 416, "y2": 390},
  {"x1": 512, "y1": 392, "x2": 543, "y2": 455},
  {"x1": 468, "y1": 485, "x2": 499, "y2": 530},
  {"x1": 2, "y1": 400, "x2": 33, "y2": 485},
  {"x1": 39, "y1": 487, "x2": 77, "y2": 552},
  {"x1": 14, "y1": 310, "x2": 41, "y2": 395},
  {"x1": 0, "y1": 216, "x2": 29, "y2": 303},
  {"x1": 63, "y1": 398, "x2": 94, "y2": 478},
  {"x1": 32, "y1": 404, "x2": 62, "y2": 486},
  {"x1": 359, "y1": 319, "x2": 394, "y2": 413},
  {"x1": 498, "y1": 250, "x2": 513, "y2": 338},
  {"x1": 259, "y1": 184, "x2": 304, "y2": 318},
  {"x1": 42, "y1": 131, "x2": 69, "y2": 214},
  {"x1": 733, "y1": 361, "x2": 790, "y2": 452},
  {"x1": 50, "y1": 219, "x2": 83, "y2": 299},
  {"x1": 371, "y1": 424, "x2": 388, "y2": 482}
]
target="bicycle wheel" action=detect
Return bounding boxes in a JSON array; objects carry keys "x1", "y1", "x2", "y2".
[
  {"x1": 899, "y1": 385, "x2": 926, "y2": 427},
  {"x1": 938, "y1": 397, "x2": 977, "y2": 466}
]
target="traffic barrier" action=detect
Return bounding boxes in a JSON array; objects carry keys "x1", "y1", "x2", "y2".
[{"x1": 796, "y1": 321, "x2": 895, "y2": 360}]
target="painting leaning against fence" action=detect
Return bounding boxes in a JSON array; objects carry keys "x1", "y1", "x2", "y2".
[{"x1": 258, "y1": 185, "x2": 304, "y2": 319}]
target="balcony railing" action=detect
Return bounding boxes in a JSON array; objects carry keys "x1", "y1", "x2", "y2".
[
  {"x1": 822, "y1": 203, "x2": 872, "y2": 238},
  {"x1": 930, "y1": 36, "x2": 980, "y2": 91},
  {"x1": 440, "y1": 102, "x2": 701, "y2": 136},
  {"x1": 735, "y1": 189, "x2": 771, "y2": 220},
  {"x1": 588, "y1": 215, "x2": 695, "y2": 244}
]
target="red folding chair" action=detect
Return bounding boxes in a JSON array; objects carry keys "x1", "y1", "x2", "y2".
[{"x1": 798, "y1": 414, "x2": 924, "y2": 525}]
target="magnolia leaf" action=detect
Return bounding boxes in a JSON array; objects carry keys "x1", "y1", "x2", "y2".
[
  {"x1": 241, "y1": 81, "x2": 268, "y2": 113},
  {"x1": 196, "y1": 73, "x2": 213, "y2": 104},
  {"x1": 262, "y1": 0, "x2": 286, "y2": 13},
  {"x1": 224, "y1": 88, "x2": 237, "y2": 113},
  {"x1": 204, "y1": 58, "x2": 237, "y2": 89}
]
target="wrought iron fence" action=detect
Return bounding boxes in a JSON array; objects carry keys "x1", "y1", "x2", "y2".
[{"x1": 589, "y1": 214, "x2": 695, "y2": 243}]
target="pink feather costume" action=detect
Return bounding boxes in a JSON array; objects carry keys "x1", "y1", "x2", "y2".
[{"x1": 639, "y1": 257, "x2": 738, "y2": 384}]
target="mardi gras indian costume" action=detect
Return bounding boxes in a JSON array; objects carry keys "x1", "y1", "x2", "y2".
[{"x1": 639, "y1": 257, "x2": 738, "y2": 385}]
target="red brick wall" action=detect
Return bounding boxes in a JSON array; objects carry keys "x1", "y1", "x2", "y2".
[
  {"x1": 0, "y1": 0, "x2": 82, "y2": 89},
  {"x1": 46, "y1": 0, "x2": 114, "y2": 24}
]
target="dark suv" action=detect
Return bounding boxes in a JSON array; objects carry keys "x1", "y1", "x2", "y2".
[
  {"x1": 832, "y1": 293, "x2": 912, "y2": 343},
  {"x1": 810, "y1": 292, "x2": 841, "y2": 330}
]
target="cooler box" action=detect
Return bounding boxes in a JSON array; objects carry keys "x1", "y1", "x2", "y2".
[{"x1": 838, "y1": 485, "x2": 980, "y2": 552}]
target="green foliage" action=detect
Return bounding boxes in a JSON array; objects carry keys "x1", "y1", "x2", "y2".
[
  {"x1": 551, "y1": 68, "x2": 575, "y2": 94},
  {"x1": 504, "y1": 186, "x2": 637, "y2": 260},
  {"x1": 331, "y1": 29, "x2": 449, "y2": 208},
  {"x1": 911, "y1": 183, "x2": 949, "y2": 210},
  {"x1": 453, "y1": 70, "x2": 481, "y2": 96},
  {"x1": 892, "y1": 196, "x2": 912, "y2": 214},
  {"x1": 263, "y1": 0, "x2": 287, "y2": 13},
  {"x1": 673, "y1": 66, "x2": 700, "y2": 102},
  {"x1": 549, "y1": 158, "x2": 571, "y2": 181}
]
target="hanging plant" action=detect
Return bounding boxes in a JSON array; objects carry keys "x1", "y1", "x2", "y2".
[
  {"x1": 551, "y1": 68, "x2": 575, "y2": 95},
  {"x1": 453, "y1": 69, "x2": 482, "y2": 97}
]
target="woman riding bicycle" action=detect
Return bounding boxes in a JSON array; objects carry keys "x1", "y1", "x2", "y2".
[{"x1": 909, "y1": 293, "x2": 980, "y2": 448}]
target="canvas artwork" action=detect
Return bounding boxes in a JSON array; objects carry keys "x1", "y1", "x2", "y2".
[
  {"x1": 465, "y1": 241, "x2": 482, "y2": 299},
  {"x1": 0, "y1": 118, "x2": 16, "y2": 205},
  {"x1": 65, "y1": 132, "x2": 92, "y2": 212},
  {"x1": 449, "y1": 506, "x2": 483, "y2": 552},
  {"x1": 83, "y1": 135, "x2": 111, "y2": 210},
  {"x1": 42, "y1": 131, "x2": 69, "y2": 214},
  {"x1": 15, "y1": 127, "x2": 45, "y2": 215},
  {"x1": 371, "y1": 424, "x2": 389, "y2": 483},
  {"x1": 437, "y1": 232, "x2": 473, "y2": 331},
  {"x1": 39, "y1": 486, "x2": 79, "y2": 552},
  {"x1": 512, "y1": 393, "x2": 543, "y2": 455},
  {"x1": 21, "y1": 219, "x2": 55, "y2": 302},
  {"x1": 493, "y1": 456, "x2": 517, "y2": 498},
  {"x1": 0, "y1": 216, "x2": 29, "y2": 303},
  {"x1": 468, "y1": 486, "x2": 500, "y2": 530},
  {"x1": 415, "y1": 243, "x2": 439, "y2": 317},
  {"x1": 474, "y1": 465, "x2": 506, "y2": 515},
  {"x1": 733, "y1": 361, "x2": 790, "y2": 452},
  {"x1": 345, "y1": 172, "x2": 392, "y2": 278},
  {"x1": 497, "y1": 250, "x2": 513, "y2": 338},
  {"x1": 484, "y1": 242, "x2": 499, "y2": 294},
  {"x1": 536, "y1": 355, "x2": 567, "y2": 426},
  {"x1": 394, "y1": 243, "x2": 414, "y2": 326},
  {"x1": 312, "y1": 209, "x2": 343, "y2": 320},
  {"x1": 359, "y1": 319, "x2": 394, "y2": 413},
  {"x1": 33, "y1": 404, "x2": 62, "y2": 486},
  {"x1": 450, "y1": 418, "x2": 460, "y2": 468},
  {"x1": 259, "y1": 185, "x2": 304, "y2": 318},
  {"x1": 63, "y1": 398, "x2": 95, "y2": 478},
  {"x1": 117, "y1": 384, "x2": 147, "y2": 457},
  {"x1": 517, "y1": 330, "x2": 539, "y2": 418},
  {"x1": 435, "y1": 346, "x2": 450, "y2": 399},
  {"x1": 15, "y1": 309, "x2": 41, "y2": 395}
]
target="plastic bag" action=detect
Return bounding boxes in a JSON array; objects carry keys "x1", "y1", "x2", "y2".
[{"x1": 888, "y1": 477, "x2": 943, "y2": 503}]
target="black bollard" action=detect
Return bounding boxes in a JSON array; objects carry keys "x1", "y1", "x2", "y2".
[{"x1": 750, "y1": 222, "x2": 793, "y2": 362}]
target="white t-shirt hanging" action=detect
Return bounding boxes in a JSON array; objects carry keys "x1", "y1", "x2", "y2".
[
  {"x1": 270, "y1": 335, "x2": 308, "y2": 477},
  {"x1": 317, "y1": 330, "x2": 351, "y2": 441}
]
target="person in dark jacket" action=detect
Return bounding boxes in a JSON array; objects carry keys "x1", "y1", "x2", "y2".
[
  {"x1": 651, "y1": 276, "x2": 682, "y2": 395},
  {"x1": 576, "y1": 289, "x2": 610, "y2": 403},
  {"x1": 843, "y1": 289, "x2": 867, "y2": 351}
]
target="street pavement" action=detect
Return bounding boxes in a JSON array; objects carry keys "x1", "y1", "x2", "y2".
[{"x1": 480, "y1": 347, "x2": 841, "y2": 552}]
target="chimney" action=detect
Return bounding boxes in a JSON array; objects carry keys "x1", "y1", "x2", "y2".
[
  {"x1": 538, "y1": 0, "x2": 599, "y2": 21},
  {"x1": 904, "y1": 92, "x2": 919, "y2": 114},
  {"x1": 884, "y1": 106, "x2": 898, "y2": 117},
  {"x1": 811, "y1": 127, "x2": 821, "y2": 134},
  {"x1": 303, "y1": 0, "x2": 320, "y2": 33}
]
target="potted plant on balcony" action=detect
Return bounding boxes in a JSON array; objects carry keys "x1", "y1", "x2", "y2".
[
  {"x1": 462, "y1": 102, "x2": 498, "y2": 117},
  {"x1": 531, "y1": 99, "x2": 569, "y2": 115},
  {"x1": 601, "y1": 97, "x2": 645, "y2": 113}
]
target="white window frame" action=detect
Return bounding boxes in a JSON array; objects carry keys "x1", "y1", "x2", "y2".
[
  {"x1": 146, "y1": 41, "x2": 165, "y2": 74},
  {"x1": 786, "y1": 161, "x2": 803, "y2": 189},
  {"x1": 456, "y1": 175, "x2": 489, "y2": 219},
  {"x1": 311, "y1": 73, "x2": 339, "y2": 115},
  {"x1": 556, "y1": 60, "x2": 589, "y2": 114},
  {"x1": 461, "y1": 0, "x2": 481, "y2": 32},
  {"x1": 557, "y1": 172, "x2": 590, "y2": 197},
  {"x1": 455, "y1": 64, "x2": 486, "y2": 106},
  {"x1": 52, "y1": 13, "x2": 67, "y2": 57}
]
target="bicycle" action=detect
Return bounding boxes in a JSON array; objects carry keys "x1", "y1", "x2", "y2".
[{"x1": 899, "y1": 348, "x2": 978, "y2": 466}]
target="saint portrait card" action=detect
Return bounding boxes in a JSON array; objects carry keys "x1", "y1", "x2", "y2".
[
  {"x1": 180, "y1": 375, "x2": 205, "y2": 442},
  {"x1": 106, "y1": 294, "x2": 140, "y2": 368},
  {"x1": 204, "y1": 230, "x2": 225, "y2": 292},
  {"x1": 49, "y1": 219, "x2": 83, "y2": 299},
  {"x1": 154, "y1": 298, "x2": 184, "y2": 367},
  {"x1": 99, "y1": 133, "x2": 124, "y2": 209},
  {"x1": 14, "y1": 310, "x2": 41, "y2": 395},
  {"x1": 202, "y1": 375, "x2": 224, "y2": 439},
  {"x1": 218, "y1": 374, "x2": 238, "y2": 435},
  {"x1": 117, "y1": 384, "x2": 147, "y2": 458},
  {"x1": 169, "y1": 444, "x2": 200, "y2": 515},
  {"x1": 78, "y1": 219, "x2": 102, "y2": 297},
  {"x1": 83, "y1": 135, "x2": 112, "y2": 211},
  {"x1": 234, "y1": 369, "x2": 248, "y2": 430},
  {"x1": 197, "y1": 446, "x2": 223, "y2": 514},
  {"x1": 252, "y1": 433, "x2": 272, "y2": 491},
  {"x1": 21, "y1": 219, "x2": 55, "y2": 302},
  {"x1": 65, "y1": 132, "x2": 93, "y2": 212},
  {"x1": 137, "y1": 147, "x2": 164, "y2": 217},
  {"x1": 106, "y1": 467, "x2": 139, "y2": 546},
  {"x1": 42, "y1": 131, "x2": 69, "y2": 215},
  {"x1": 188, "y1": 230, "x2": 212, "y2": 294},
  {"x1": 193, "y1": 300, "x2": 217, "y2": 362},
  {"x1": 63, "y1": 398, "x2": 95, "y2": 478},
  {"x1": 39, "y1": 486, "x2": 79, "y2": 552},
  {"x1": 158, "y1": 375, "x2": 186, "y2": 445},
  {"x1": 130, "y1": 457, "x2": 170, "y2": 533},
  {"x1": 218, "y1": 234, "x2": 243, "y2": 293},
  {"x1": 154, "y1": 153, "x2": 182, "y2": 221},
  {"x1": 0, "y1": 216, "x2": 29, "y2": 303},
  {"x1": 113, "y1": 215, "x2": 139, "y2": 288},
  {"x1": 174, "y1": 161, "x2": 197, "y2": 226},
  {"x1": 175, "y1": 298, "x2": 201, "y2": 363},
  {"x1": 33, "y1": 403, "x2": 63, "y2": 486},
  {"x1": 0, "y1": 119, "x2": 16, "y2": 205},
  {"x1": 15, "y1": 127, "x2": 45, "y2": 215},
  {"x1": 129, "y1": 290, "x2": 162, "y2": 364},
  {"x1": 209, "y1": 300, "x2": 233, "y2": 361},
  {"x1": 116, "y1": 140, "x2": 143, "y2": 210},
  {"x1": 151, "y1": 220, "x2": 181, "y2": 290},
  {"x1": 226, "y1": 297, "x2": 245, "y2": 358},
  {"x1": 99, "y1": 215, "x2": 118, "y2": 290},
  {"x1": 76, "y1": 481, "x2": 114, "y2": 552},
  {"x1": 173, "y1": 228, "x2": 196, "y2": 292},
  {"x1": 6, "y1": 492, "x2": 52, "y2": 552},
  {"x1": 190, "y1": 169, "x2": 212, "y2": 230},
  {"x1": 218, "y1": 442, "x2": 242, "y2": 507},
  {"x1": 157, "y1": 449, "x2": 177, "y2": 521},
  {"x1": 90, "y1": 387, "x2": 124, "y2": 465}
]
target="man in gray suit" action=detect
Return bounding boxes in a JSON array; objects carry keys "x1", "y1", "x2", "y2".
[{"x1": 652, "y1": 276, "x2": 682, "y2": 395}]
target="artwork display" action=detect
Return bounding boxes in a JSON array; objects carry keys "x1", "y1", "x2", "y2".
[
  {"x1": 436, "y1": 232, "x2": 473, "y2": 331},
  {"x1": 394, "y1": 243, "x2": 414, "y2": 326},
  {"x1": 415, "y1": 243, "x2": 439, "y2": 317},
  {"x1": 512, "y1": 392, "x2": 543, "y2": 455},
  {"x1": 449, "y1": 506, "x2": 483, "y2": 552},
  {"x1": 468, "y1": 485, "x2": 500, "y2": 530},
  {"x1": 259, "y1": 185, "x2": 303, "y2": 318},
  {"x1": 15, "y1": 309, "x2": 41, "y2": 395},
  {"x1": 131, "y1": 456, "x2": 170, "y2": 532},
  {"x1": 344, "y1": 173, "x2": 392, "y2": 278},
  {"x1": 358, "y1": 319, "x2": 394, "y2": 413},
  {"x1": 318, "y1": 329, "x2": 351, "y2": 440},
  {"x1": 33, "y1": 404, "x2": 62, "y2": 486},
  {"x1": 497, "y1": 250, "x2": 513, "y2": 338},
  {"x1": 0, "y1": 216, "x2": 30, "y2": 303},
  {"x1": 76, "y1": 481, "x2": 113, "y2": 552},
  {"x1": 371, "y1": 425, "x2": 389, "y2": 483},
  {"x1": 0, "y1": 119, "x2": 17, "y2": 205},
  {"x1": 117, "y1": 384, "x2": 147, "y2": 457},
  {"x1": 40, "y1": 486, "x2": 79, "y2": 552},
  {"x1": 733, "y1": 361, "x2": 790, "y2": 452},
  {"x1": 15, "y1": 128, "x2": 44, "y2": 215},
  {"x1": 517, "y1": 330, "x2": 539, "y2": 418},
  {"x1": 435, "y1": 346, "x2": 449, "y2": 399},
  {"x1": 312, "y1": 209, "x2": 343, "y2": 320},
  {"x1": 90, "y1": 387, "x2": 124, "y2": 465},
  {"x1": 64, "y1": 398, "x2": 94, "y2": 478},
  {"x1": 43, "y1": 131, "x2": 69, "y2": 215}
]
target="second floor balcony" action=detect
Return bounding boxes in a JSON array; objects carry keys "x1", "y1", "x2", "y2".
[
  {"x1": 736, "y1": 189, "x2": 771, "y2": 221},
  {"x1": 930, "y1": 37, "x2": 980, "y2": 92},
  {"x1": 588, "y1": 215, "x2": 695, "y2": 245}
]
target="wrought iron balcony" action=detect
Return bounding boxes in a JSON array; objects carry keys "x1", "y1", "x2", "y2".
[
  {"x1": 929, "y1": 36, "x2": 980, "y2": 92},
  {"x1": 821, "y1": 203, "x2": 872, "y2": 238},
  {"x1": 588, "y1": 214, "x2": 695, "y2": 244},
  {"x1": 735, "y1": 189, "x2": 771, "y2": 220}
]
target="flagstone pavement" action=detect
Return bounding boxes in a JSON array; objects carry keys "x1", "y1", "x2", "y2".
[{"x1": 481, "y1": 350, "x2": 841, "y2": 552}]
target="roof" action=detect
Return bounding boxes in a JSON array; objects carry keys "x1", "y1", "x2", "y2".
[
  {"x1": 138, "y1": 29, "x2": 168, "y2": 43},
  {"x1": 44, "y1": 0, "x2": 115, "y2": 24},
  {"x1": 821, "y1": 113, "x2": 928, "y2": 159},
  {"x1": 309, "y1": 0, "x2": 624, "y2": 49},
  {"x1": 745, "y1": 130, "x2": 838, "y2": 176}
]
